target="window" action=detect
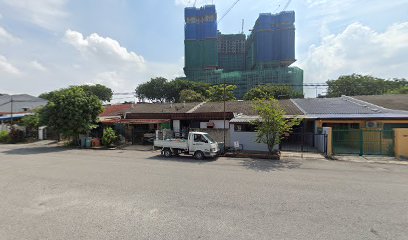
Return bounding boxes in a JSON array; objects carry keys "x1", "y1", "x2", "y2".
[
  {"x1": 194, "y1": 134, "x2": 206, "y2": 143},
  {"x1": 234, "y1": 124, "x2": 256, "y2": 132}
]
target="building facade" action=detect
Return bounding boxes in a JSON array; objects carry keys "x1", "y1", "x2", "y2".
[{"x1": 183, "y1": 5, "x2": 303, "y2": 99}]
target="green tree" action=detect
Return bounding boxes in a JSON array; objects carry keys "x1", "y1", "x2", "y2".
[
  {"x1": 387, "y1": 86, "x2": 408, "y2": 94},
  {"x1": 251, "y1": 98, "x2": 301, "y2": 155},
  {"x1": 327, "y1": 74, "x2": 408, "y2": 97},
  {"x1": 165, "y1": 79, "x2": 210, "y2": 102},
  {"x1": 79, "y1": 84, "x2": 113, "y2": 102},
  {"x1": 136, "y1": 77, "x2": 168, "y2": 102},
  {"x1": 179, "y1": 89, "x2": 206, "y2": 103},
  {"x1": 41, "y1": 87, "x2": 103, "y2": 142},
  {"x1": 20, "y1": 109, "x2": 42, "y2": 137},
  {"x1": 207, "y1": 84, "x2": 237, "y2": 102},
  {"x1": 40, "y1": 84, "x2": 113, "y2": 102},
  {"x1": 244, "y1": 85, "x2": 304, "y2": 100}
]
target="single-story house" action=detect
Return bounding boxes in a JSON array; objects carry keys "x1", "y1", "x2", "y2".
[
  {"x1": 98, "y1": 95, "x2": 408, "y2": 157},
  {"x1": 292, "y1": 96, "x2": 408, "y2": 156},
  {"x1": 0, "y1": 94, "x2": 48, "y2": 131}
]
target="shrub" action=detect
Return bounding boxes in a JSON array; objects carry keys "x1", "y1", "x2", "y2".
[
  {"x1": 102, "y1": 128, "x2": 118, "y2": 147},
  {"x1": 8, "y1": 128, "x2": 25, "y2": 144},
  {"x1": 0, "y1": 131, "x2": 10, "y2": 143}
]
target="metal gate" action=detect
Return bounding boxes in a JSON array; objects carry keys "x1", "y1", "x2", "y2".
[
  {"x1": 332, "y1": 129, "x2": 394, "y2": 156},
  {"x1": 280, "y1": 132, "x2": 328, "y2": 155}
]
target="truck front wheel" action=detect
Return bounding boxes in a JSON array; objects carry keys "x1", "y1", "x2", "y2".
[
  {"x1": 163, "y1": 149, "x2": 172, "y2": 158},
  {"x1": 194, "y1": 151, "x2": 205, "y2": 160}
]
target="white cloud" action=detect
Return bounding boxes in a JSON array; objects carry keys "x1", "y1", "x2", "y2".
[
  {"x1": 0, "y1": 26, "x2": 20, "y2": 43},
  {"x1": 298, "y1": 22, "x2": 408, "y2": 85},
  {"x1": 0, "y1": 55, "x2": 20, "y2": 75},
  {"x1": 1, "y1": 0, "x2": 68, "y2": 29},
  {"x1": 64, "y1": 30, "x2": 145, "y2": 68},
  {"x1": 62, "y1": 30, "x2": 183, "y2": 95},
  {"x1": 30, "y1": 60, "x2": 47, "y2": 72}
]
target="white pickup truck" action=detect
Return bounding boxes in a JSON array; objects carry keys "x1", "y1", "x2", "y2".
[{"x1": 154, "y1": 132, "x2": 219, "y2": 160}]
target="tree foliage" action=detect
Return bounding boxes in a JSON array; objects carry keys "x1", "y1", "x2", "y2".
[
  {"x1": 387, "y1": 86, "x2": 408, "y2": 94},
  {"x1": 179, "y1": 89, "x2": 206, "y2": 103},
  {"x1": 79, "y1": 84, "x2": 113, "y2": 102},
  {"x1": 136, "y1": 77, "x2": 168, "y2": 102},
  {"x1": 207, "y1": 84, "x2": 237, "y2": 102},
  {"x1": 20, "y1": 112, "x2": 41, "y2": 130},
  {"x1": 102, "y1": 127, "x2": 118, "y2": 147},
  {"x1": 244, "y1": 85, "x2": 304, "y2": 100},
  {"x1": 40, "y1": 84, "x2": 113, "y2": 102},
  {"x1": 41, "y1": 87, "x2": 103, "y2": 140},
  {"x1": 327, "y1": 74, "x2": 408, "y2": 97},
  {"x1": 251, "y1": 98, "x2": 301, "y2": 154},
  {"x1": 135, "y1": 78, "x2": 210, "y2": 103}
]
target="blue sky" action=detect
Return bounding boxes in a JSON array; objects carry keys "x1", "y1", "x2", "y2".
[{"x1": 0, "y1": 0, "x2": 407, "y2": 99}]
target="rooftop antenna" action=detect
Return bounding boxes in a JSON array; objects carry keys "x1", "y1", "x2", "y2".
[
  {"x1": 241, "y1": 19, "x2": 244, "y2": 34},
  {"x1": 193, "y1": 0, "x2": 197, "y2": 7}
]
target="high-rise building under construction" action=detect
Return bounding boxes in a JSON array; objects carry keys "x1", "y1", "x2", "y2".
[{"x1": 183, "y1": 5, "x2": 303, "y2": 99}]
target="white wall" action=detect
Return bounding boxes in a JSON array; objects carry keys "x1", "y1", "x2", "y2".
[
  {"x1": 200, "y1": 120, "x2": 230, "y2": 129},
  {"x1": 315, "y1": 127, "x2": 330, "y2": 153},
  {"x1": 173, "y1": 120, "x2": 180, "y2": 132},
  {"x1": 230, "y1": 123, "x2": 278, "y2": 152}
]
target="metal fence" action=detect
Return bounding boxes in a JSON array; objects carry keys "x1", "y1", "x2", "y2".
[
  {"x1": 280, "y1": 132, "x2": 328, "y2": 155},
  {"x1": 332, "y1": 129, "x2": 395, "y2": 156}
]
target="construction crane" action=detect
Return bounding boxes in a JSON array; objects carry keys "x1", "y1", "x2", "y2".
[
  {"x1": 282, "y1": 0, "x2": 293, "y2": 11},
  {"x1": 218, "y1": 0, "x2": 241, "y2": 23}
]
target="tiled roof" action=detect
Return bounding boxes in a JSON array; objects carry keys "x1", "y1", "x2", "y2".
[
  {"x1": 100, "y1": 104, "x2": 134, "y2": 117},
  {"x1": 353, "y1": 94, "x2": 408, "y2": 111},
  {"x1": 0, "y1": 94, "x2": 47, "y2": 113},
  {"x1": 194, "y1": 100, "x2": 304, "y2": 116}
]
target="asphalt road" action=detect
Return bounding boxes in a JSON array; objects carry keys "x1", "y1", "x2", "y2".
[{"x1": 0, "y1": 143, "x2": 407, "y2": 240}]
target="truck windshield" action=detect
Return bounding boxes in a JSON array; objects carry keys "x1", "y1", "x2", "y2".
[{"x1": 203, "y1": 134, "x2": 215, "y2": 143}]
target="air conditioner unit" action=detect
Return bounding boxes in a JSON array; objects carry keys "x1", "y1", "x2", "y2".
[{"x1": 366, "y1": 121, "x2": 379, "y2": 128}]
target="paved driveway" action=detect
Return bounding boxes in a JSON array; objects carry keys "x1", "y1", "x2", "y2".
[{"x1": 0, "y1": 143, "x2": 407, "y2": 240}]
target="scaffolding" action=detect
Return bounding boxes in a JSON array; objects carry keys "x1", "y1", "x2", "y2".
[{"x1": 185, "y1": 67, "x2": 304, "y2": 99}]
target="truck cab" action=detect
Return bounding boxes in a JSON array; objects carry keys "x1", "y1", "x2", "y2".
[{"x1": 187, "y1": 132, "x2": 219, "y2": 159}]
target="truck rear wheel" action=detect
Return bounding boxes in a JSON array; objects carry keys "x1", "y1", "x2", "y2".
[
  {"x1": 194, "y1": 151, "x2": 204, "y2": 160},
  {"x1": 163, "y1": 149, "x2": 172, "y2": 158}
]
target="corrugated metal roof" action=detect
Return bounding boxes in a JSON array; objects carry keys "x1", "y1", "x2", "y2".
[
  {"x1": 0, "y1": 94, "x2": 47, "y2": 113},
  {"x1": 293, "y1": 97, "x2": 376, "y2": 114},
  {"x1": 293, "y1": 96, "x2": 408, "y2": 119}
]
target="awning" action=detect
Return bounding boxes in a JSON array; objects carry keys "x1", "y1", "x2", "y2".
[{"x1": 100, "y1": 119, "x2": 170, "y2": 125}]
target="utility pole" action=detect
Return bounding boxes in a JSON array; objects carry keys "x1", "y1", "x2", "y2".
[
  {"x1": 10, "y1": 95, "x2": 13, "y2": 127},
  {"x1": 223, "y1": 80, "x2": 226, "y2": 154}
]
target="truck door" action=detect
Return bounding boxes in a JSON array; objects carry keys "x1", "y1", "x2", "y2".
[{"x1": 190, "y1": 134, "x2": 207, "y2": 153}]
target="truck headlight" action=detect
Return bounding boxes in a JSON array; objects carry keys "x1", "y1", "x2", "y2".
[{"x1": 211, "y1": 148, "x2": 217, "y2": 152}]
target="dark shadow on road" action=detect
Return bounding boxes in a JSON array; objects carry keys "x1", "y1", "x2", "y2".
[
  {"x1": 240, "y1": 158, "x2": 302, "y2": 172},
  {"x1": 1, "y1": 146, "x2": 70, "y2": 155},
  {"x1": 147, "y1": 155, "x2": 216, "y2": 164}
]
